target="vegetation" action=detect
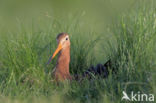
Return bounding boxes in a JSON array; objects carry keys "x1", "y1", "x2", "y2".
[{"x1": 0, "y1": 0, "x2": 155, "y2": 103}]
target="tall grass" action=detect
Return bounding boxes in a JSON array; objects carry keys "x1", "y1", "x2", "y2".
[
  {"x1": 106, "y1": 8, "x2": 156, "y2": 101},
  {"x1": 0, "y1": 1, "x2": 156, "y2": 103}
]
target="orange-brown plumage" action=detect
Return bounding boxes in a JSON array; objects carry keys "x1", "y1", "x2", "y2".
[
  {"x1": 52, "y1": 33, "x2": 72, "y2": 81},
  {"x1": 50, "y1": 33, "x2": 111, "y2": 82}
]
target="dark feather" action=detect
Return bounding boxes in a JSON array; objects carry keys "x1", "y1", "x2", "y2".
[{"x1": 74, "y1": 59, "x2": 112, "y2": 81}]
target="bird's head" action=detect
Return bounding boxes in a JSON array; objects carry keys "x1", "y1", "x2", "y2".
[{"x1": 51, "y1": 33, "x2": 70, "y2": 60}]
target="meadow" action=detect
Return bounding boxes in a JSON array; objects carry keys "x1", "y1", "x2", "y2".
[{"x1": 0, "y1": 0, "x2": 156, "y2": 103}]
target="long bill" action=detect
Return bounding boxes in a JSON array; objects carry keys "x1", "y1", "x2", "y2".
[{"x1": 47, "y1": 43, "x2": 62, "y2": 64}]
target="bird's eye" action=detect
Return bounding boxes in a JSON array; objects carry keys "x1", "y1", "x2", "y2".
[{"x1": 66, "y1": 38, "x2": 68, "y2": 40}]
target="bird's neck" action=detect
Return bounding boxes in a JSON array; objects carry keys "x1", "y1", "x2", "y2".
[{"x1": 56, "y1": 46, "x2": 70, "y2": 75}]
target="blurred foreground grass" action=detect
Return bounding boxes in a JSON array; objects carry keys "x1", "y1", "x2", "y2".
[{"x1": 0, "y1": 0, "x2": 156, "y2": 103}]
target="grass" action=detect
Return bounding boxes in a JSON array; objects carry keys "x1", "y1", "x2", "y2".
[{"x1": 0, "y1": 0, "x2": 156, "y2": 103}]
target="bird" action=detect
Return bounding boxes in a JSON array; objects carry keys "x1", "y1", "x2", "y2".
[{"x1": 49, "y1": 33, "x2": 112, "y2": 81}]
